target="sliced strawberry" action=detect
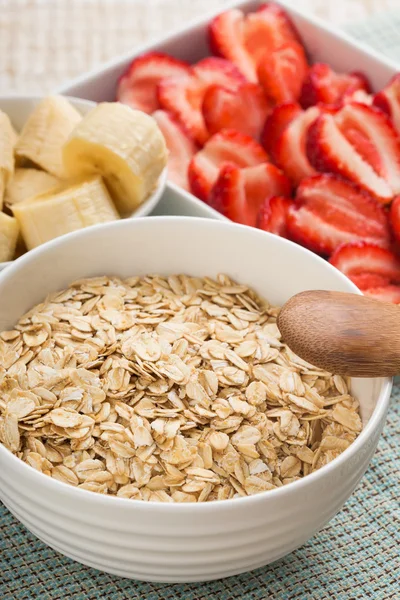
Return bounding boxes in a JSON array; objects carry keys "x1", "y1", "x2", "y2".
[
  {"x1": 208, "y1": 162, "x2": 290, "y2": 226},
  {"x1": 349, "y1": 273, "x2": 390, "y2": 290},
  {"x1": 209, "y1": 4, "x2": 301, "y2": 82},
  {"x1": 341, "y1": 89, "x2": 373, "y2": 106},
  {"x1": 202, "y1": 83, "x2": 271, "y2": 140},
  {"x1": 257, "y1": 195, "x2": 292, "y2": 237},
  {"x1": 274, "y1": 106, "x2": 320, "y2": 186},
  {"x1": 116, "y1": 52, "x2": 190, "y2": 114},
  {"x1": 257, "y1": 41, "x2": 308, "y2": 105},
  {"x1": 245, "y1": 3, "x2": 301, "y2": 65},
  {"x1": 307, "y1": 103, "x2": 400, "y2": 203},
  {"x1": 261, "y1": 102, "x2": 302, "y2": 159},
  {"x1": 209, "y1": 9, "x2": 257, "y2": 82},
  {"x1": 373, "y1": 73, "x2": 400, "y2": 134},
  {"x1": 152, "y1": 110, "x2": 198, "y2": 191},
  {"x1": 300, "y1": 63, "x2": 370, "y2": 108},
  {"x1": 158, "y1": 57, "x2": 245, "y2": 145},
  {"x1": 363, "y1": 285, "x2": 400, "y2": 303},
  {"x1": 297, "y1": 174, "x2": 389, "y2": 246},
  {"x1": 244, "y1": 162, "x2": 291, "y2": 203},
  {"x1": 389, "y1": 195, "x2": 400, "y2": 245},
  {"x1": 188, "y1": 129, "x2": 268, "y2": 201},
  {"x1": 306, "y1": 119, "x2": 387, "y2": 202},
  {"x1": 329, "y1": 242, "x2": 400, "y2": 282},
  {"x1": 287, "y1": 174, "x2": 390, "y2": 255}
]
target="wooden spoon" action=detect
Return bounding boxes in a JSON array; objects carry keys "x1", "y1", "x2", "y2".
[{"x1": 277, "y1": 290, "x2": 400, "y2": 377}]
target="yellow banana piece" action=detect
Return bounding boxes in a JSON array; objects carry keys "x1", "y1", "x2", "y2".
[
  {"x1": 63, "y1": 102, "x2": 168, "y2": 216},
  {"x1": 12, "y1": 175, "x2": 119, "y2": 250},
  {"x1": 5, "y1": 168, "x2": 60, "y2": 206},
  {"x1": 0, "y1": 110, "x2": 17, "y2": 209},
  {"x1": 15, "y1": 96, "x2": 82, "y2": 179},
  {"x1": 0, "y1": 212, "x2": 19, "y2": 262}
]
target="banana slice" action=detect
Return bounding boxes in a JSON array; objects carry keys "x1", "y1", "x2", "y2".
[
  {"x1": 0, "y1": 110, "x2": 17, "y2": 209},
  {"x1": 63, "y1": 103, "x2": 168, "y2": 216},
  {"x1": 0, "y1": 212, "x2": 19, "y2": 262},
  {"x1": 15, "y1": 96, "x2": 82, "y2": 179},
  {"x1": 5, "y1": 168, "x2": 60, "y2": 206},
  {"x1": 12, "y1": 175, "x2": 119, "y2": 250}
]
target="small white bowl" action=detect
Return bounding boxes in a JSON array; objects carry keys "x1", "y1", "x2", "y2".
[
  {"x1": 0, "y1": 95, "x2": 167, "y2": 271},
  {"x1": 0, "y1": 217, "x2": 392, "y2": 583}
]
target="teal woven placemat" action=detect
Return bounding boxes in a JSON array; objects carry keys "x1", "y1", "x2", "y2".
[{"x1": 1, "y1": 12, "x2": 400, "y2": 600}]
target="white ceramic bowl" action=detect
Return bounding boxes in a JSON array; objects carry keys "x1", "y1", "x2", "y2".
[
  {"x1": 0, "y1": 217, "x2": 392, "y2": 583},
  {"x1": 0, "y1": 95, "x2": 167, "y2": 270}
]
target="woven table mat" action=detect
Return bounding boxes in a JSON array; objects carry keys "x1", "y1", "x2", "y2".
[{"x1": 1, "y1": 2, "x2": 400, "y2": 599}]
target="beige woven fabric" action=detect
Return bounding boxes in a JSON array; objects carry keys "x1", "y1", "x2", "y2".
[{"x1": 0, "y1": 0, "x2": 397, "y2": 94}]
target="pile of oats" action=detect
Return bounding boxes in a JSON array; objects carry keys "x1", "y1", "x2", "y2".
[{"x1": 0, "y1": 274, "x2": 362, "y2": 502}]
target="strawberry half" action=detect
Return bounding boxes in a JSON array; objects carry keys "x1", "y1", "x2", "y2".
[
  {"x1": 373, "y1": 73, "x2": 400, "y2": 135},
  {"x1": 202, "y1": 83, "x2": 272, "y2": 140},
  {"x1": 257, "y1": 195, "x2": 292, "y2": 237},
  {"x1": 257, "y1": 41, "x2": 308, "y2": 104},
  {"x1": 158, "y1": 57, "x2": 245, "y2": 145},
  {"x1": 188, "y1": 129, "x2": 269, "y2": 202},
  {"x1": 209, "y1": 4, "x2": 301, "y2": 82},
  {"x1": 329, "y1": 242, "x2": 400, "y2": 302},
  {"x1": 116, "y1": 52, "x2": 190, "y2": 114},
  {"x1": 300, "y1": 63, "x2": 370, "y2": 108},
  {"x1": 286, "y1": 174, "x2": 390, "y2": 255},
  {"x1": 209, "y1": 162, "x2": 291, "y2": 226},
  {"x1": 307, "y1": 103, "x2": 400, "y2": 203},
  {"x1": 261, "y1": 102, "x2": 302, "y2": 159},
  {"x1": 273, "y1": 106, "x2": 320, "y2": 186},
  {"x1": 152, "y1": 110, "x2": 198, "y2": 191}
]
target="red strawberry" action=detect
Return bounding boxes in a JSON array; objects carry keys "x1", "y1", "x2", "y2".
[
  {"x1": 209, "y1": 162, "x2": 291, "y2": 226},
  {"x1": 349, "y1": 273, "x2": 390, "y2": 290},
  {"x1": 329, "y1": 242, "x2": 400, "y2": 281},
  {"x1": 209, "y1": 9, "x2": 257, "y2": 82},
  {"x1": 300, "y1": 63, "x2": 370, "y2": 108},
  {"x1": 152, "y1": 110, "x2": 198, "y2": 191},
  {"x1": 389, "y1": 195, "x2": 400, "y2": 244},
  {"x1": 307, "y1": 103, "x2": 400, "y2": 203},
  {"x1": 257, "y1": 195, "x2": 292, "y2": 237},
  {"x1": 245, "y1": 3, "x2": 301, "y2": 65},
  {"x1": 341, "y1": 89, "x2": 372, "y2": 106},
  {"x1": 202, "y1": 83, "x2": 271, "y2": 140},
  {"x1": 363, "y1": 285, "x2": 400, "y2": 303},
  {"x1": 188, "y1": 129, "x2": 269, "y2": 202},
  {"x1": 116, "y1": 52, "x2": 190, "y2": 114},
  {"x1": 257, "y1": 41, "x2": 308, "y2": 104},
  {"x1": 209, "y1": 4, "x2": 301, "y2": 82},
  {"x1": 373, "y1": 73, "x2": 400, "y2": 134},
  {"x1": 274, "y1": 106, "x2": 320, "y2": 186},
  {"x1": 261, "y1": 102, "x2": 302, "y2": 158},
  {"x1": 287, "y1": 175, "x2": 390, "y2": 255},
  {"x1": 329, "y1": 242, "x2": 400, "y2": 303},
  {"x1": 158, "y1": 57, "x2": 245, "y2": 145}
]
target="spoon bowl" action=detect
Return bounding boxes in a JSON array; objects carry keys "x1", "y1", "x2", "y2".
[{"x1": 278, "y1": 289, "x2": 400, "y2": 377}]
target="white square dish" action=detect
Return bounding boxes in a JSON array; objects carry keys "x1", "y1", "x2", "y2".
[{"x1": 57, "y1": 0, "x2": 399, "y2": 220}]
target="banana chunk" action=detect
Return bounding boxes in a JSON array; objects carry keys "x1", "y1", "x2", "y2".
[
  {"x1": 5, "y1": 168, "x2": 60, "y2": 206},
  {"x1": 0, "y1": 110, "x2": 17, "y2": 209},
  {"x1": 12, "y1": 175, "x2": 119, "y2": 250},
  {"x1": 0, "y1": 212, "x2": 19, "y2": 262},
  {"x1": 15, "y1": 96, "x2": 82, "y2": 178},
  {"x1": 63, "y1": 103, "x2": 168, "y2": 216}
]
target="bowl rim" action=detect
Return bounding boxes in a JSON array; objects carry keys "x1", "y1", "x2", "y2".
[
  {"x1": 0, "y1": 216, "x2": 393, "y2": 512},
  {"x1": 0, "y1": 93, "x2": 167, "y2": 269}
]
